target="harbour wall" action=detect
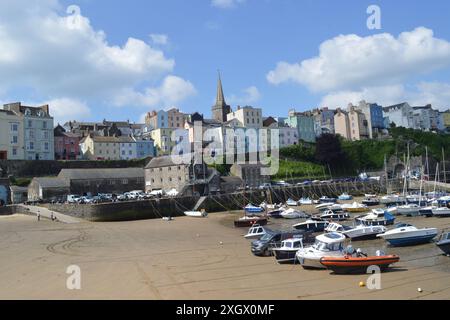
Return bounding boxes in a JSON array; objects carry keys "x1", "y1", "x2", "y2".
[{"x1": 45, "y1": 180, "x2": 384, "y2": 222}]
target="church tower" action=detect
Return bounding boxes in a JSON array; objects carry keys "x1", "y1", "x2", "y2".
[{"x1": 212, "y1": 72, "x2": 231, "y2": 122}]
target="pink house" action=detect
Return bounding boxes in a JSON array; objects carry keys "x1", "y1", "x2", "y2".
[{"x1": 54, "y1": 125, "x2": 81, "y2": 160}]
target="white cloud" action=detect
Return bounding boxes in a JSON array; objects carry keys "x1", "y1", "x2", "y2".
[
  {"x1": 227, "y1": 86, "x2": 261, "y2": 105},
  {"x1": 149, "y1": 34, "x2": 169, "y2": 45},
  {"x1": 267, "y1": 27, "x2": 450, "y2": 93},
  {"x1": 44, "y1": 98, "x2": 92, "y2": 125},
  {"x1": 320, "y1": 82, "x2": 450, "y2": 111},
  {"x1": 0, "y1": 0, "x2": 195, "y2": 109},
  {"x1": 211, "y1": 0, "x2": 246, "y2": 9}
]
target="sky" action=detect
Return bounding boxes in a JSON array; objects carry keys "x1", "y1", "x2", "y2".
[{"x1": 0, "y1": 0, "x2": 450, "y2": 125}]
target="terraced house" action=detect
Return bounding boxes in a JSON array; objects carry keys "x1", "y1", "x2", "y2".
[{"x1": 0, "y1": 109, "x2": 24, "y2": 160}]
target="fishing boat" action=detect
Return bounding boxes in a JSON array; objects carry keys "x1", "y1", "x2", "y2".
[
  {"x1": 355, "y1": 209, "x2": 395, "y2": 226},
  {"x1": 362, "y1": 196, "x2": 380, "y2": 206},
  {"x1": 299, "y1": 197, "x2": 313, "y2": 205},
  {"x1": 319, "y1": 196, "x2": 337, "y2": 204},
  {"x1": 295, "y1": 232, "x2": 346, "y2": 269},
  {"x1": 286, "y1": 198, "x2": 298, "y2": 206},
  {"x1": 341, "y1": 224, "x2": 387, "y2": 241},
  {"x1": 432, "y1": 207, "x2": 450, "y2": 218},
  {"x1": 244, "y1": 225, "x2": 269, "y2": 240},
  {"x1": 293, "y1": 219, "x2": 329, "y2": 233},
  {"x1": 184, "y1": 210, "x2": 208, "y2": 218},
  {"x1": 436, "y1": 231, "x2": 450, "y2": 255},
  {"x1": 320, "y1": 210, "x2": 350, "y2": 222},
  {"x1": 341, "y1": 202, "x2": 368, "y2": 213},
  {"x1": 280, "y1": 208, "x2": 308, "y2": 219},
  {"x1": 272, "y1": 237, "x2": 305, "y2": 264},
  {"x1": 377, "y1": 223, "x2": 438, "y2": 246},
  {"x1": 338, "y1": 193, "x2": 353, "y2": 201},
  {"x1": 320, "y1": 251, "x2": 400, "y2": 274},
  {"x1": 397, "y1": 204, "x2": 421, "y2": 217},
  {"x1": 325, "y1": 223, "x2": 352, "y2": 233},
  {"x1": 244, "y1": 204, "x2": 264, "y2": 215},
  {"x1": 234, "y1": 216, "x2": 268, "y2": 228}
]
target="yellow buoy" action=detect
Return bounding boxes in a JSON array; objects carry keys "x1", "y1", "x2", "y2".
[{"x1": 359, "y1": 281, "x2": 366, "y2": 287}]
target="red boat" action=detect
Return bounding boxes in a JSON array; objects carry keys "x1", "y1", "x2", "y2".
[
  {"x1": 320, "y1": 255, "x2": 400, "y2": 274},
  {"x1": 234, "y1": 216, "x2": 268, "y2": 228}
]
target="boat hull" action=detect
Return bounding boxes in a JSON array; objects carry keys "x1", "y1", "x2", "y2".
[
  {"x1": 356, "y1": 218, "x2": 395, "y2": 226},
  {"x1": 274, "y1": 250, "x2": 298, "y2": 264},
  {"x1": 320, "y1": 256, "x2": 399, "y2": 274},
  {"x1": 437, "y1": 242, "x2": 450, "y2": 255},
  {"x1": 385, "y1": 234, "x2": 437, "y2": 247},
  {"x1": 234, "y1": 218, "x2": 267, "y2": 228},
  {"x1": 293, "y1": 223, "x2": 328, "y2": 233}
]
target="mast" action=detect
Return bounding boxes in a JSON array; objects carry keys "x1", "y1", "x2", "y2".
[
  {"x1": 434, "y1": 163, "x2": 439, "y2": 196},
  {"x1": 442, "y1": 148, "x2": 447, "y2": 184},
  {"x1": 425, "y1": 146, "x2": 430, "y2": 178}
]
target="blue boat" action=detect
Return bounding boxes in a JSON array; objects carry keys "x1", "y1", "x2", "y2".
[
  {"x1": 244, "y1": 204, "x2": 264, "y2": 215},
  {"x1": 377, "y1": 224, "x2": 438, "y2": 247}
]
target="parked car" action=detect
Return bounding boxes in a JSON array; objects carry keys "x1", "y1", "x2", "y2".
[{"x1": 67, "y1": 194, "x2": 82, "y2": 203}]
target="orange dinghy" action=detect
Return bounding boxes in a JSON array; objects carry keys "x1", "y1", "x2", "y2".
[{"x1": 320, "y1": 255, "x2": 400, "y2": 274}]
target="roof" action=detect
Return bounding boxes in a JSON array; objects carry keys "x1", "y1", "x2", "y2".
[
  {"x1": 10, "y1": 186, "x2": 28, "y2": 192},
  {"x1": 58, "y1": 168, "x2": 144, "y2": 180},
  {"x1": 220, "y1": 176, "x2": 243, "y2": 184},
  {"x1": 316, "y1": 232, "x2": 346, "y2": 244},
  {"x1": 33, "y1": 177, "x2": 70, "y2": 188},
  {"x1": 383, "y1": 102, "x2": 410, "y2": 112},
  {"x1": 145, "y1": 156, "x2": 181, "y2": 168}
]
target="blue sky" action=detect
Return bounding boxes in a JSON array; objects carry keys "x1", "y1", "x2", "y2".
[{"x1": 1, "y1": 0, "x2": 450, "y2": 124}]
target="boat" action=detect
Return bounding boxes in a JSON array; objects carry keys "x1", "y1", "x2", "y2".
[
  {"x1": 280, "y1": 208, "x2": 308, "y2": 219},
  {"x1": 397, "y1": 204, "x2": 421, "y2": 217},
  {"x1": 338, "y1": 193, "x2": 353, "y2": 201},
  {"x1": 320, "y1": 210, "x2": 350, "y2": 222},
  {"x1": 234, "y1": 216, "x2": 268, "y2": 228},
  {"x1": 341, "y1": 224, "x2": 387, "y2": 241},
  {"x1": 244, "y1": 225, "x2": 269, "y2": 240},
  {"x1": 436, "y1": 231, "x2": 450, "y2": 255},
  {"x1": 362, "y1": 197, "x2": 380, "y2": 206},
  {"x1": 380, "y1": 194, "x2": 405, "y2": 205},
  {"x1": 419, "y1": 206, "x2": 436, "y2": 217},
  {"x1": 377, "y1": 223, "x2": 438, "y2": 246},
  {"x1": 325, "y1": 222, "x2": 352, "y2": 233},
  {"x1": 355, "y1": 209, "x2": 395, "y2": 226},
  {"x1": 293, "y1": 219, "x2": 329, "y2": 233},
  {"x1": 320, "y1": 251, "x2": 400, "y2": 274},
  {"x1": 244, "y1": 204, "x2": 264, "y2": 215},
  {"x1": 319, "y1": 196, "x2": 337, "y2": 204},
  {"x1": 286, "y1": 198, "x2": 298, "y2": 206},
  {"x1": 267, "y1": 208, "x2": 285, "y2": 219},
  {"x1": 341, "y1": 202, "x2": 368, "y2": 213},
  {"x1": 432, "y1": 207, "x2": 450, "y2": 218},
  {"x1": 385, "y1": 206, "x2": 398, "y2": 215},
  {"x1": 272, "y1": 237, "x2": 305, "y2": 264},
  {"x1": 299, "y1": 197, "x2": 313, "y2": 205},
  {"x1": 295, "y1": 232, "x2": 346, "y2": 269},
  {"x1": 184, "y1": 210, "x2": 208, "y2": 218}
]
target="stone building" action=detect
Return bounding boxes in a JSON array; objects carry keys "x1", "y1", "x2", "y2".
[
  {"x1": 9, "y1": 186, "x2": 28, "y2": 204},
  {"x1": 28, "y1": 177, "x2": 70, "y2": 202},
  {"x1": 230, "y1": 163, "x2": 270, "y2": 188}
]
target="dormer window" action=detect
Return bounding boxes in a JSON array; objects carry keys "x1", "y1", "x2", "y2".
[{"x1": 25, "y1": 109, "x2": 31, "y2": 116}]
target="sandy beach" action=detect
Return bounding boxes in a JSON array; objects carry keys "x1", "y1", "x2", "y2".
[{"x1": 0, "y1": 206, "x2": 449, "y2": 300}]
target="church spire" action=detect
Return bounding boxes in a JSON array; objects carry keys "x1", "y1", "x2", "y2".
[
  {"x1": 216, "y1": 70, "x2": 226, "y2": 107},
  {"x1": 211, "y1": 71, "x2": 231, "y2": 122}
]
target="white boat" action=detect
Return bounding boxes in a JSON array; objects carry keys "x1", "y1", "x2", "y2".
[
  {"x1": 325, "y1": 222, "x2": 352, "y2": 233},
  {"x1": 341, "y1": 225, "x2": 387, "y2": 241},
  {"x1": 338, "y1": 193, "x2": 353, "y2": 201},
  {"x1": 432, "y1": 207, "x2": 450, "y2": 217},
  {"x1": 299, "y1": 197, "x2": 313, "y2": 205},
  {"x1": 377, "y1": 224, "x2": 438, "y2": 246},
  {"x1": 380, "y1": 194, "x2": 405, "y2": 204},
  {"x1": 272, "y1": 238, "x2": 305, "y2": 264},
  {"x1": 320, "y1": 210, "x2": 350, "y2": 221},
  {"x1": 315, "y1": 202, "x2": 335, "y2": 210},
  {"x1": 355, "y1": 209, "x2": 395, "y2": 226},
  {"x1": 293, "y1": 219, "x2": 329, "y2": 232},
  {"x1": 341, "y1": 202, "x2": 368, "y2": 213},
  {"x1": 295, "y1": 232, "x2": 346, "y2": 269},
  {"x1": 286, "y1": 198, "x2": 298, "y2": 206},
  {"x1": 244, "y1": 225, "x2": 268, "y2": 240},
  {"x1": 184, "y1": 211, "x2": 208, "y2": 218},
  {"x1": 280, "y1": 208, "x2": 308, "y2": 219},
  {"x1": 397, "y1": 204, "x2": 420, "y2": 216}
]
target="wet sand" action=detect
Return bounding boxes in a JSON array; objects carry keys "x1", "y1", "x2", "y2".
[{"x1": 0, "y1": 205, "x2": 449, "y2": 300}]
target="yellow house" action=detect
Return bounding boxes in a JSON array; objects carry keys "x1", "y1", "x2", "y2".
[
  {"x1": 80, "y1": 135, "x2": 121, "y2": 160},
  {"x1": 150, "y1": 128, "x2": 176, "y2": 156},
  {"x1": 0, "y1": 109, "x2": 24, "y2": 160},
  {"x1": 442, "y1": 111, "x2": 450, "y2": 129}
]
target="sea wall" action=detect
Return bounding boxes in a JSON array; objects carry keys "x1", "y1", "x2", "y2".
[{"x1": 46, "y1": 180, "x2": 383, "y2": 222}]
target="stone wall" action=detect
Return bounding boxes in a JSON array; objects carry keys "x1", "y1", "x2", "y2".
[{"x1": 46, "y1": 180, "x2": 383, "y2": 222}]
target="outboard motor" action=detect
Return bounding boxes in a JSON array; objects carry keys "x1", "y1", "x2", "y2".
[
  {"x1": 376, "y1": 250, "x2": 385, "y2": 257},
  {"x1": 344, "y1": 245, "x2": 355, "y2": 256}
]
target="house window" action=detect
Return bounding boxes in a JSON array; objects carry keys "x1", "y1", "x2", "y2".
[
  {"x1": 12, "y1": 136, "x2": 18, "y2": 144},
  {"x1": 11, "y1": 123, "x2": 18, "y2": 131},
  {"x1": 122, "y1": 179, "x2": 128, "y2": 184},
  {"x1": 28, "y1": 120, "x2": 32, "y2": 127},
  {"x1": 44, "y1": 142, "x2": 49, "y2": 151},
  {"x1": 29, "y1": 142, "x2": 34, "y2": 150},
  {"x1": 12, "y1": 148, "x2": 17, "y2": 156},
  {"x1": 43, "y1": 121, "x2": 47, "y2": 129}
]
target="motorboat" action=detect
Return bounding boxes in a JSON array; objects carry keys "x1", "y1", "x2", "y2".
[
  {"x1": 419, "y1": 206, "x2": 436, "y2": 217},
  {"x1": 316, "y1": 203, "x2": 343, "y2": 213},
  {"x1": 362, "y1": 197, "x2": 380, "y2": 206},
  {"x1": 341, "y1": 224, "x2": 387, "y2": 241},
  {"x1": 272, "y1": 238, "x2": 305, "y2": 264},
  {"x1": 338, "y1": 193, "x2": 353, "y2": 201},
  {"x1": 299, "y1": 197, "x2": 313, "y2": 205},
  {"x1": 385, "y1": 206, "x2": 398, "y2": 216},
  {"x1": 319, "y1": 196, "x2": 337, "y2": 204},
  {"x1": 432, "y1": 207, "x2": 450, "y2": 218},
  {"x1": 295, "y1": 232, "x2": 346, "y2": 269},
  {"x1": 364, "y1": 194, "x2": 377, "y2": 198},
  {"x1": 280, "y1": 208, "x2": 309, "y2": 219},
  {"x1": 315, "y1": 203, "x2": 335, "y2": 210},
  {"x1": 380, "y1": 194, "x2": 405, "y2": 205},
  {"x1": 286, "y1": 198, "x2": 298, "y2": 206},
  {"x1": 325, "y1": 222, "x2": 352, "y2": 233},
  {"x1": 355, "y1": 209, "x2": 395, "y2": 226},
  {"x1": 267, "y1": 208, "x2": 285, "y2": 219},
  {"x1": 342, "y1": 202, "x2": 369, "y2": 213},
  {"x1": 244, "y1": 204, "x2": 264, "y2": 215},
  {"x1": 184, "y1": 210, "x2": 208, "y2": 218},
  {"x1": 293, "y1": 219, "x2": 329, "y2": 233},
  {"x1": 406, "y1": 195, "x2": 427, "y2": 205},
  {"x1": 436, "y1": 231, "x2": 450, "y2": 255},
  {"x1": 244, "y1": 225, "x2": 269, "y2": 240},
  {"x1": 234, "y1": 216, "x2": 268, "y2": 228},
  {"x1": 397, "y1": 204, "x2": 421, "y2": 217},
  {"x1": 320, "y1": 210, "x2": 350, "y2": 222},
  {"x1": 377, "y1": 223, "x2": 438, "y2": 246},
  {"x1": 260, "y1": 201, "x2": 277, "y2": 210},
  {"x1": 320, "y1": 251, "x2": 400, "y2": 274}
]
